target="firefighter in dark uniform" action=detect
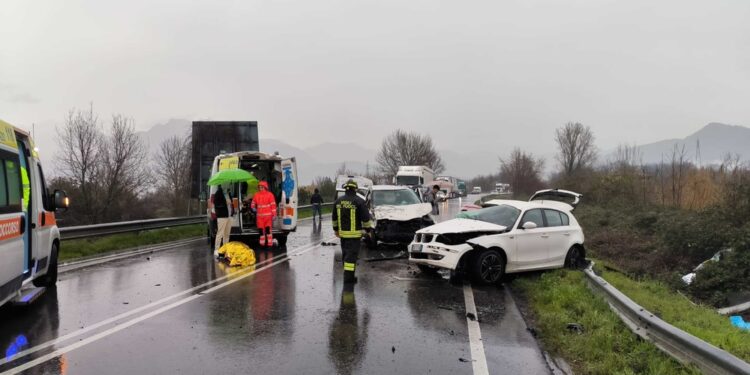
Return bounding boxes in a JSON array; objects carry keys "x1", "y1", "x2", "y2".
[{"x1": 332, "y1": 180, "x2": 373, "y2": 284}]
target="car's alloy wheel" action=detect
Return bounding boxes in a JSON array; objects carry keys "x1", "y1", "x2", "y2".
[
  {"x1": 472, "y1": 250, "x2": 505, "y2": 285},
  {"x1": 565, "y1": 246, "x2": 583, "y2": 269}
]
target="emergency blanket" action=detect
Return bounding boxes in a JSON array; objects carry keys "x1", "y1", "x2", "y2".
[{"x1": 218, "y1": 241, "x2": 257, "y2": 267}]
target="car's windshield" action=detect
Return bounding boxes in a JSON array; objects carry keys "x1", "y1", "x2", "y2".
[
  {"x1": 395, "y1": 175, "x2": 420, "y2": 186},
  {"x1": 373, "y1": 189, "x2": 421, "y2": 206},
  {"x1": 456, "y1": 204, "x2": 520, "y2": 228}
]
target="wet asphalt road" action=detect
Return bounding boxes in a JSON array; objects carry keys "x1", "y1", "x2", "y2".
[{"x1": 0, "y1": 195, "x2": 549, "y2": 375}]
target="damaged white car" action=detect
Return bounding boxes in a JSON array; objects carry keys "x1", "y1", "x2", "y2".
[
  {"x1": 367, "y1": 185, "x2": 435, "y2": 248},
  {"x1": 409, "y1": 189, "x2": 586, "y2": 284}
]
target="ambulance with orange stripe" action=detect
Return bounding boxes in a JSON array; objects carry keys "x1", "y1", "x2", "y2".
[{"x1": 0, "y1": 119, "x2": 69, "y2": 307}]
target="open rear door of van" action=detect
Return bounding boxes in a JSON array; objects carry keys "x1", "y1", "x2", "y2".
[{"x1": 280, "y1": 158, "x2": 298, "y2": 230}]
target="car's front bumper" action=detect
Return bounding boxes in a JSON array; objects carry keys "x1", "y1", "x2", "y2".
[{"x1": 407, "y1": 240, "x2": 472, "y2": 270}]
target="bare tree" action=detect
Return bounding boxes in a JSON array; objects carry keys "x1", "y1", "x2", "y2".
[
  {"x1": 610, "y1": 143, "x2": 641, "y2": 171},
  {"x1": 376, "y1": 130, "x2": 445, "y2": 177},
  {"x1": 555, "y1": 122, "x2": 597, "y2": 176},
  {"x1": 668, "y1": 143, "x2": 690, "y2": 207},
  {"x1": 499, "y1": 148, "x2": 545, "y2": 197},
  {"x1": 98, "y1": 115, "x2": 151, "y2": 221},
  {"x1": 56, "y1": 105, "x2": 103, "y2": 222},
  {"x1": 335, "y1": 162, "x2": 356, "y2": 177},
  {"x1": 156, "y1": 135, "x2": 192, "y2": 215}
]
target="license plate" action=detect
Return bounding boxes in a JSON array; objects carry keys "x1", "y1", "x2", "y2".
[{"x1": 411, "y1": 244, "x2": 423, "y2": 252}]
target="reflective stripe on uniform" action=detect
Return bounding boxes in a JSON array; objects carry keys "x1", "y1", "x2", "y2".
[
  {"x1": 339, "y1": 231, "x2": 362, "y2": 238},
  {"x1": 343, "y1": 262, "x2": 356, "y2": 271},
  {"x1": 335, "y1": 207, "x2": 341, "y2": 230},
  {"x1": 362, "y1": 220, "x2": 373, "y2": 229}
]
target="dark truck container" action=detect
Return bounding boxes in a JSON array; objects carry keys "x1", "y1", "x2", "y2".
[{"x1": 190, "y1": 121, "x2": 259, "y2": 200}]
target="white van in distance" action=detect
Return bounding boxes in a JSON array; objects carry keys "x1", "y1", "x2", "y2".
[{"x1": 0, "y1": 119, "x2": 69, "y2": 307}]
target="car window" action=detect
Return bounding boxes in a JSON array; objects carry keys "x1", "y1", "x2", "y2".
[
  {"x1": 521, "y1": 209, "x2": 544, "y2": 228},
  {"x1": 560, "y1": 211, "x2": 570, "y2": 225},
  {"x1": 372, "y1": 189, "x2": 421, "y2": 206},
  {"x1": 544, "y1": 209, "x2": 563, "y2": 227},
  {"x1": 457, "y1": 204, "x2": 520, "y2": 228}
]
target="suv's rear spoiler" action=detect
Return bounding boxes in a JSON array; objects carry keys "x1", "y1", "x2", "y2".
[{"x1": 529, "y1": 189, "x2": 582, "y2": 209}]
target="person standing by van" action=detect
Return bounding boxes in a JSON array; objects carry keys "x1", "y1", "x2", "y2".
[
  {"x1": 213, "y1": 185, "x2": 234, "y2": 257},
  {"x1": 252, "y1": 181, "x2": 277, "y2": 247},
  {"x1": 310, "y1": 188, "x2": 324, "y2": 221}
]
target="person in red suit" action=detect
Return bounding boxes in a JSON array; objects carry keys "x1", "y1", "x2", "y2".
[{"x1": 252, "y1": 181, "x2": 277, "y2": 247}]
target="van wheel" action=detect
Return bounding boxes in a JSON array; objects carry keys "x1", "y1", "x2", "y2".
[
  {"x1": 34, "y1": 243, "x2": 59, "y2": 288},
  {"x1": 471, "y1": 249, "x2": 505, "y2": 285}
]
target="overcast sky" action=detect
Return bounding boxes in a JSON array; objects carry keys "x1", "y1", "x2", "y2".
[{"x1": 2, "y1": 0, "x2": 749, "y2": 158}]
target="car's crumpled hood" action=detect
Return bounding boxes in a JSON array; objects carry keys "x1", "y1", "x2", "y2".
[
  {"x1": 417, "y1": 218, "x2": 506, "y2": 234},
  {"x1": 374, "y1": 203, "x2": 432, "y2": 221}
]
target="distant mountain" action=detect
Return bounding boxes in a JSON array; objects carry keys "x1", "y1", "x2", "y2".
[{"x1": 617, "y1": 123, "x2": 750, "y2": 165}]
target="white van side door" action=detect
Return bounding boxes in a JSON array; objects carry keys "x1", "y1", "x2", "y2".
[
  {"x1": 0, "y1": 149, "x2": 27, "y2": 305},
  {"x1": 280, "y1": 158, "x2": 298, "y2": 230}
]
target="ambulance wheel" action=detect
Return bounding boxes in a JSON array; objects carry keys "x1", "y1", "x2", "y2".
[{"x1": 34, "y1": 243, "x2": 59, "y2": 288}]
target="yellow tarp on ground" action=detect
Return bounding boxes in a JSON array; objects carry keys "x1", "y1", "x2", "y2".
[{"x1": 218, "y1": 241, "x2": 256, "y2": 267}]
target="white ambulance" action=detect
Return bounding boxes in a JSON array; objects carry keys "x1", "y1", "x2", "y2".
[
  {"x1": 206, "y1": 151, "x2": 298, "y2": 247},
  {"x1": 0, "y1": 119, "x2": 69, "y2": 307}
]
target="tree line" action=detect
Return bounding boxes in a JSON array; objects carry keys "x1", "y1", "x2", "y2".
[{"x1": 51, "y1": 105, "x2": 193, "y2": 226}]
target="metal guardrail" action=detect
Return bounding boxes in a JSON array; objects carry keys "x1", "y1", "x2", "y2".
[
  {"x1": 59, "y1": 203, "x2": 336, "y2": 241},
  {"x1": 584, "y1": 262, "x2": 750, "y2": 375},
  {"x1": 60, "y1": 216, "x2": 207, "y2": 240}
]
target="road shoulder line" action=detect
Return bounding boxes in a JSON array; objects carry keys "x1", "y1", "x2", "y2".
[{"x1": 464, "y1": 283, "x2": 490, "y2": 375}]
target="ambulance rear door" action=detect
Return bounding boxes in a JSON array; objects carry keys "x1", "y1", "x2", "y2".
[{"x1": 280, "y1": 158, "x2": 298, "y2": 231}]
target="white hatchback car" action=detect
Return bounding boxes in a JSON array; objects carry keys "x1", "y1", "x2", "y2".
[{"x1": 408, "y1": 189, "x2": 585, "y2": 284}]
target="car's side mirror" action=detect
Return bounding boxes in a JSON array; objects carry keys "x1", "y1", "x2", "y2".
[
  {"x1": 52, "y1": 190, "x2": 70, "y2": 212},
  {"x1": 521, "y1": 221, "x2": 537, "y2": 230}
]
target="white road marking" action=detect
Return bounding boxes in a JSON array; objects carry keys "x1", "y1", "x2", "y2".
[
  {"x1": 464, "y1": 283, "x2": 490, "y2": 375},
  {"x1": 0, "y1": 239, "x2": 330, "y2": 369},
  {"x1": 2, "y1": 240, "x2": 328, "y2": 375}
]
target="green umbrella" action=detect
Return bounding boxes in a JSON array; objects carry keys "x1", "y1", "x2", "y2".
[{"x1": 207, "y1": 168, "x2": 256, "y2": 186}]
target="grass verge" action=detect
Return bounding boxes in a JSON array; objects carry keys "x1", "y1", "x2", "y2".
[
  {"x1": 60, "y1": 224, "x2": 206, "y2": 262},
  {"x1": 513, "y1": 269, "x2": 698, "y2": 374},
  {"x1": 594, "y1": 263, "x2": 750, "y2": 362}
]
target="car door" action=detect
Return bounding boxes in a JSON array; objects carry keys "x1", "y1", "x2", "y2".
[
  {"x1": 543, "y1": 209, "x2": 571, "y2": 266},
  {"x1": 513, "y1": 208, "x2": 549, "y2": 269}
]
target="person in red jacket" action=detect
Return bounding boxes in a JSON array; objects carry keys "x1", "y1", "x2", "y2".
[{"x1": 252, "y1": 181, "x2": 277, "y2": 247}]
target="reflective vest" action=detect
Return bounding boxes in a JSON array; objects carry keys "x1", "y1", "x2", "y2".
[{"x1": 251, "y1": 190, "x2": 277, "y2": 218}]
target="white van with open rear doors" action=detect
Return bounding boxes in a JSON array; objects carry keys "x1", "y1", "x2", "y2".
[
  {"x1": 206, "y1": 151, "x2": 298, "y2": 247},
  {"x1": 0, "y1": 119, "x2": 69, "y2": 307}
]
